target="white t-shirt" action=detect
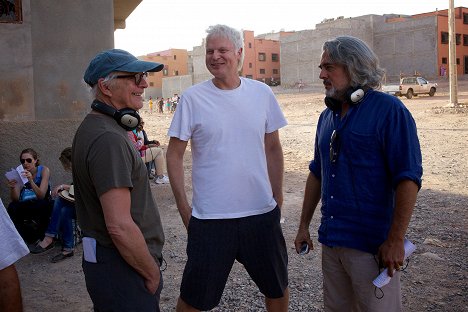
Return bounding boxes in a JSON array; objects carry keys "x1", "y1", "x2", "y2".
[
  {"x1": 168, "y1": 78, "x2": 287, "y2": 219},
  {"x1": 0, "y1": 198, "x2": 29, "y2": 270}
]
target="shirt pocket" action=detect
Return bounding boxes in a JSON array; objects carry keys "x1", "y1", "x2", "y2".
[{"x1": 345, "y1": 131, "x2": 382, "y2": 168}]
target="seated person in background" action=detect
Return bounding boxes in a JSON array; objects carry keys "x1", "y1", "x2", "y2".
[
  {"x1": 7, "y1": 148, "x2": 52, "y2": 244},
  {"x1": 128, "y1": 121, "x2": 169, "y2": 185},
  {"x1": 0, "y1": 197, "x2": 29, "y2": 312},
  {"x1": 30, "y1": 147, "x2": 76, "y2": 263}
]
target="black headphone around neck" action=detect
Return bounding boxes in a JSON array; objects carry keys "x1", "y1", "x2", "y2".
[
  {"x1": 91, "y1": 100, "x2": 141, "y2": 131},
  {"x1": 324, "y1": 87, "x2": 365, "y2": 111}
]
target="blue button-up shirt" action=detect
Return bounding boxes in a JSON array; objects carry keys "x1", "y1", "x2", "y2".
[{"x1": 309, "y1": 90, "x2": 423, "y2": 254}]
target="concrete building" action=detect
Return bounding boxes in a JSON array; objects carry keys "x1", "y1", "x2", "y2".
[
  {"x1": 412, "y1": 7, "x2": 468, "y2": 77},
  {"x1": 280, "y1": 7, "x2": 468, "y2": 87},
  {"x1": 139, "y1": 48, "x2": 189, "y2": 98},
  {"x1": 281, "y1": 16, "x2": 376, "y2": 87},
  {"x1": 0, "y1": 0, "x2": 141, "y2": 202},
  {"x1": 191, "y1": 30, "x2": 291, "y2": 85},
  {"x1": 243, "y1": 30, "x2": 294, "y2": 85},
  {"x1": 162, "y1": 75, "x2": 193, "y2": 99}
]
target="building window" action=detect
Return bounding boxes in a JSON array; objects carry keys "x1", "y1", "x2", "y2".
[
  {"x1": 249, "y1": 63, "x2": 252, "y2": 68},
  {"x1": 0, "y1": 0, "x2": 22, "y2": 23},
  {"x1": 174, "y1": 55, "x2": 177, "y2": 60},
  {"x1": 456, "y1": 58, "x2": 460, "y2": 65},
  {"x1": 442, "y1": 57, "x2": 447, "y2": 64},
  {"x1": 272, "y1": 53, "x2": 279, "y2": 62},
  {"x1": 464, "y1": 35, "x2": 468, "y2": 46},
  {"x1": 149, "y1": 82, "x2": 154, "y2": 87},
  {"x1": 163, "y1": 67, "x2": 168, "y2": 76},
  {"x1": 273, "y1": 69, "x2": 279, "y2": 75},
  {"x1": 258, "y1": 53, "x2": 266, "y2": 61},
  {"x1": 174, "y1": 70, "x2": 179, "y2": 76},
  {"x1": 246, "y1": 75, "x2": 253, "y2": 79},
  {"x1": 456, "y1": 34, "x2": 461, "y2": 45},
  {"x1": 259, "y1": 69, "x2": 265, "y2": 74},
  {"x1": 441, "y1": 32, "x2": 449, "y2": 44},
  {"x1": 248, "y1": 42, "x2": 252, "y2": 48},
  {"x1": 464, "y1": 13, "x2": 468, "y2": 24}
]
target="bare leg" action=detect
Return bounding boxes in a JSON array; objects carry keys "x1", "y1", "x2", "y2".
[
  {"x1": 142, "y1": 147, "x2": 166, "y2": 176},
  {"x1": 0, "y1": 265, "x2": 23, "y2": 312},
  {"x1": 265, "y1": 287, "x2": 289, "y2": 312}
]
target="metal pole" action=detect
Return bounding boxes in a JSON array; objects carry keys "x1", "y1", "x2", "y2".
[{"x1": 448, "y1": 0, "x2": 458, "y2": 106}]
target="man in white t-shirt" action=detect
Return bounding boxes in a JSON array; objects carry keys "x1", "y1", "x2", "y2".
[
  {"x1": 0, "y1": 198, "x2": 29, "y2": 312},
  {"x1": 167, "y1": 24, "x2": 289, "y2": 312}
]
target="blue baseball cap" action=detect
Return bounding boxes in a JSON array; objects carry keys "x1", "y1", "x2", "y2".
[{"x1": 84, "y1": 49, "x2": 164, "y2": 86}]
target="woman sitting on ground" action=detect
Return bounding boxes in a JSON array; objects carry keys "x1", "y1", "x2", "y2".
[
  {"x1": 30, "y1": 147, "x2": 76, "y2": 263},
  {"x1": 128, "y1": 120, "x2": 169, "y2": 184},
  {"x1": 7, "y1": 148, "x2": 52, "y2": 244}
]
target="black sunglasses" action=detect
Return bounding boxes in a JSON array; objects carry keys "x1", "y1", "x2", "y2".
[
  {"x1": 20, "y1": 158, "x2": 33, "y2": 164},
  {"x1": 113, "y1": 72, "x2": 148, "y2": 85},
  {"x1": 329, "y1": 130, "x2": 340, "y2": 164}
]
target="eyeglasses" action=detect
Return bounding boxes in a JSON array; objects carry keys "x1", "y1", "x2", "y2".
[
  {"x1": 113, "y1": 72, "x2": 148, "y2": 85},
  {"x1": 20, "y1": 158, "x2": 33, "y2": 164},
  {"x1": 329, "y1": 130, "x2": 340, "y2": 163}
]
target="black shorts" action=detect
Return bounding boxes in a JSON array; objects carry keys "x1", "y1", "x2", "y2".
[
  {"x1": 180, "y1": 206, "x2": 288, "y2": 311},
  {"x1": 82, "y1": 244, "x2": 163, "y2": 312}
]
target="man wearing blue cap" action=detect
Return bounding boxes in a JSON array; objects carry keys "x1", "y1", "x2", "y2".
[{"x1": 72, "y1": 49, "x2": 166, "y2": 311}]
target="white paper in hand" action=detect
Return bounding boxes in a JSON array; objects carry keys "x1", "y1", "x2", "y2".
[
  {"x1": 5, "y1": 165, "x2": 28, "y2": 187},
  {"x1": 372, "y1": 239, "x2": 416, "y2": 288},
  {"x1": 16, "y1": 164, "x2": 29, "y2": 184}
]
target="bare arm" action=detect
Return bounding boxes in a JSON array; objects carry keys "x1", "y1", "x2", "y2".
[
  {"x1": 378, "y1": 179, "x2": 418, "y2": 276},
  {"x1": 294, "y1": 172, "x2": 322, "y2": 253},
  {"x1": 0, "y1": 264, "x2": 23, "y2": 312},
  {"x1": 264, "y1": 130, "x2": 284, "y2": 208},
  {"x1": 166, "y1": 137, "x2": 191, "y2": 230},
  {"x1": 100, "y1": 188, "x2": 160, "y2": 294},
  {"x1": 52, "y1": 183, "x2": 70, "y2": 197}
]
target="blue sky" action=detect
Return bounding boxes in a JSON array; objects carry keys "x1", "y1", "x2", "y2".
[{"x1": 115, "y1": 0, "x2": 463, "y2": 56}]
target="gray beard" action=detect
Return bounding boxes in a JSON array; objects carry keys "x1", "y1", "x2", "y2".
[{"x1": 326, "y1": 86, "x2": 347, "y2": 102}]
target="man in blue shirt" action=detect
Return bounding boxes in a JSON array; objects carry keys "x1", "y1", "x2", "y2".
[{"x1": 294, "y1": 36, "x2": 423, "y2": 311}]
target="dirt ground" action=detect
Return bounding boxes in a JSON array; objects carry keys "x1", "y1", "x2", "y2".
[{"x1": 16, "y1": 80, "x2": 468, "y2": 311}]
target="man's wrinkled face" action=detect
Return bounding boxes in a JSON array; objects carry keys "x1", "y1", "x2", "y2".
[{"x1": 102, "y1": 71, "x2": 148, "y2": 111}]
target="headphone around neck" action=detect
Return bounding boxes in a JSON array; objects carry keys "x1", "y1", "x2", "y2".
[
  {"x1": 324, "y1": 87, "x2": 365, "y2": 111},
  {"x1": 91, "y1": 100, "x2": 141, "y2": 131}
]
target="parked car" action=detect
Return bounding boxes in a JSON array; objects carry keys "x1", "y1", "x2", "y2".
[
  {"x1": 399, "y1": 76, "x2": 437, "y2": 99},
  {"x1": 381, "y1": 84, "x2": 401, "y2": 96}
]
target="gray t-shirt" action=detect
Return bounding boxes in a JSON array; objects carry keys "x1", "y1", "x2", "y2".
[{"x1": 72, "y1": 112, "x2": 164, "y2": 260}]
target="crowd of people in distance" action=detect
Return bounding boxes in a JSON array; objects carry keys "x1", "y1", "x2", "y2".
[{"x1": 151, "y1": 95, "x2": 178, "y2": 114}]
